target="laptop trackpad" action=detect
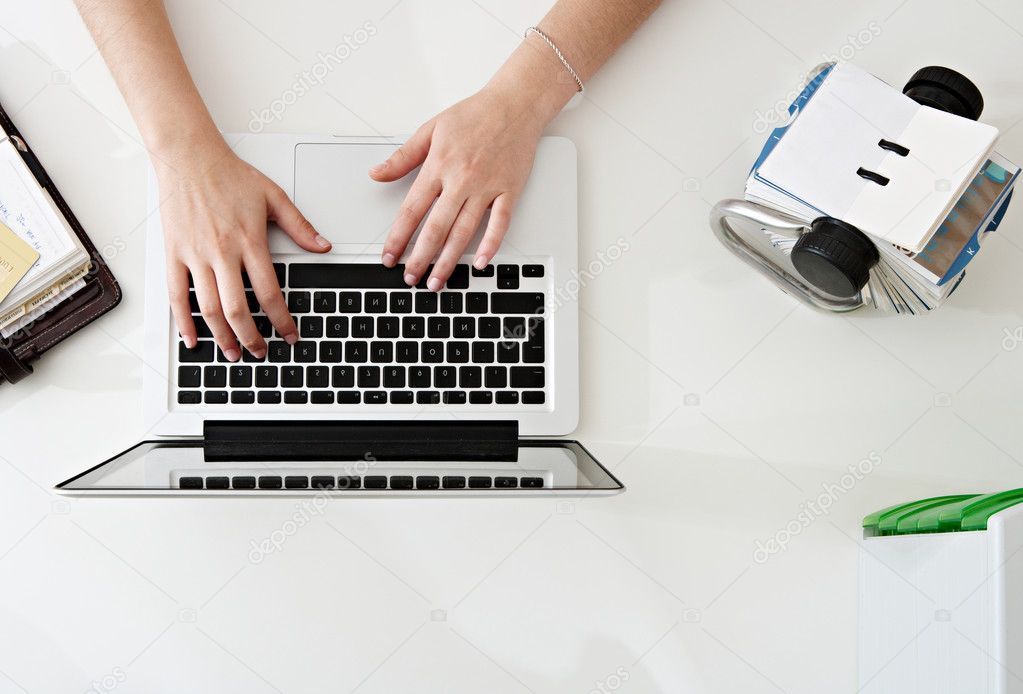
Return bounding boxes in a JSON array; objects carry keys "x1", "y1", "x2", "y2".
[{"x1": 293, "y1": 143, "x2": 411, "y2": 247}]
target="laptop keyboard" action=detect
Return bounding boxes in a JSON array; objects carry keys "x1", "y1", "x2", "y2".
[{"x1": 174, "y1": 260, "x2": 548, "y2": 408}]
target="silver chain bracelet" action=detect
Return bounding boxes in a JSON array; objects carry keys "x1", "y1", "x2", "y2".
[{"x1": 524, "y1": 26, "x2": 584, "y2": 93}]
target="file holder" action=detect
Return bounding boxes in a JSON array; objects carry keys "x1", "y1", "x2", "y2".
[{"x1": 711, "y1": 65, "x2": 998, "y2": 312}]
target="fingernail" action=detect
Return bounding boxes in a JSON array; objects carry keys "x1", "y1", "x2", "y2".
[
  {"x1": 283, "y1": 332, "x2": 298, "y2": 345},
  {"x1": 225, "y1": 347, "x2": 241, "y2": 362},
  {"x1": 382, "y1": 253, "x2": 396, "y2": 267},
  {"x1": 404, "y1": 273, "x2": 418, "y2": 286},
  {"x1": 369, "y1": 163, "x2": 385, "y2": 174},
  {"x1": 473, "y1": 256, "x2": 488, "y2": 270},
  {"x1": 427, "y1": 277, "x2": 442, "y2": 292},
  {"x1": 314, "y1": 235, "x2": 332, "y2": 249},
  {"x1": 183, "y1": 335, "x2": 197, "y2": 349}
]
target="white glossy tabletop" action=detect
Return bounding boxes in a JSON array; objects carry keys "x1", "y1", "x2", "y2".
[{"x1": 2, "y1": 1, "x2": 1022, "y2": 692}]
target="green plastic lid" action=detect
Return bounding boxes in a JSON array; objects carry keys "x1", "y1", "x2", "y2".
[{"x1": 863, "y1": 489, "x2": 1023, "y2": 536}]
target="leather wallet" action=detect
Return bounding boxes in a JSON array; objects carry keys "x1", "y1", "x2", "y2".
[{"x1": 0, "y1": 100, "x2": 121, "y2": 385}]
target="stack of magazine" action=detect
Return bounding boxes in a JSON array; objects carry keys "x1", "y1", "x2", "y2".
[{"x1": 745, "y1": 62, "x2": 1018, "y2": 314}]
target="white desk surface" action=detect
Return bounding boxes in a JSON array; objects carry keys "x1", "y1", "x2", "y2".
[{"x1": 1, "y1": 1, "x2": 1022, "y2": 692}]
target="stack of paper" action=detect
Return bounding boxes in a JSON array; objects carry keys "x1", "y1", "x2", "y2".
[
  {"x1": 0, "y1": 135, "x2": 91, "y2": 336},
  {"x1": 746, "y1": 62, "x2": 1018, "y2": 313}
]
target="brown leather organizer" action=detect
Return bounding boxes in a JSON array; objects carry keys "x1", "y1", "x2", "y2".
[{"x1": 0, "y1": 100, "x2": 121, "y2": 384}]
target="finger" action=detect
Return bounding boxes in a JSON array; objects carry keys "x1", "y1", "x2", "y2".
[
  {"x1": 267, "y1": 185, "x2": 331, "y2": 253},
  {"x1": 380, "y1": 173, "x2": 441, "y2": 268},
  {"x1": 403, "y1": 192, "x2": 467, "y2": 287},
  {"x1": 192, "y1": 266, "x2": 240, "y2": 361},
  {"x1": 215, "y1": 265, "x2": 266, "y2": 359},
  {"x1": 473, "y1": 193, "x2": 516, "y2": 269},
  {"x1": 244, "y1": 247, "x2": 298, "y2": 345},
  {"x1": 369, "y1": 122, "x2": 434, "y2": 182},
  {"x1": 167, "y1": 261, "x2": 197, "y2": 349},
  {"x1": 427, "y1": 197, "x2": 488, "y2": 290}
]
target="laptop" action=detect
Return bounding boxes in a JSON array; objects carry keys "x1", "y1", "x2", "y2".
[{"x1": 56, "y1": 135, "x2": 622, "y2": 496}]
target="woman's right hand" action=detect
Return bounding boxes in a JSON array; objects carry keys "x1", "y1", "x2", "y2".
[{"x1": 156, "y1": 144, "x2": 332, "y2": 361}]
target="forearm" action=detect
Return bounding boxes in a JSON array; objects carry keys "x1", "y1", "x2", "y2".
[
  {"x1": 74, "y1": 0, "x2": 226, "y2": 168},
  {"x1": 487, "y1": 0, "x2": 663, "y2": 126}
]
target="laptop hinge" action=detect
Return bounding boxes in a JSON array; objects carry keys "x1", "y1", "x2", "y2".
[{"x1": 203, "y1": 420, "x2": 518, "y2": 462}]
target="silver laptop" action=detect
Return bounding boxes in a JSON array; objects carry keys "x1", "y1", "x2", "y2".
[{"x1": 57, "y1": 135, "x2": 622, "y2": 496}]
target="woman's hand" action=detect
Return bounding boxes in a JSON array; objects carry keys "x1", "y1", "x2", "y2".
[
  {"x1": 369, "y1": 85, "x2": 548, "y2": 291},
  {"x1": 157, "y1": 145, "x2": 331, "y2": 361}
]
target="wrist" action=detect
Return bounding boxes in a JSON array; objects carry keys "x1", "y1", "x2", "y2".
[
  {"x1": 486, "y1": 36, "x2": 579, "y2": 128},
  {"x1": 147, "y1": 121, "x2": 230, "y2": 177}
]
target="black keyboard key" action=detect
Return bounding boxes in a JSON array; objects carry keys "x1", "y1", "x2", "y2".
[
  {"x1": 311, "y1": 390, "x2": 334, "y2": 404},
  {"x1": 338, "y1": 475, "x2": 362, "y2": 489},
  {"x1": 179, "y1": 341, "x2": 215, "y2": 363},
  {"x1": 523, "y1": 318, "x2": 545, "y2": 363},
  {"x1": 409, "y1": 366, "x2": 431, "y2": 388},
  {"x1": 282, "y1": 366, "x2": 303, "y2": 388},
  {"x1": 496, "y1": 391, "x2": 519, "y2": 405},
  {"x1": 421, "y1": 342, "x2": 444, "y2": 363},
  {"x1": 192, "y1": 316, "x2": 213, "y2": 338},
  {"x1": 337, "y1": 391, "x2": 361, "y2": 404},
  {"x1": 300, "y1": 316, "x2": 323, "y2": 338},
  {"x1": 497, "y1": 342, "x2": 520, "y2": 363},
  {"x1": 178, "y1": 365, "x2": 201, "y2": 388},
  {"x1": 242, "y1": 349, "x2": 266, "y2": 364},
  {"x1": 497, "y1": 264, "x2": 519, "y2": 290},
  {"x1": 468, "y1": 476, "x2": 492, "y2": 489},
  {"x1": 469, "y1": 391, "x2": 493, "y2": 404},
  {"x1": 319, "y1": 341, "x2": 342, "y2": 363},
  {"x1": 204, "y1": 390, "x2": 228, "y2": 404},
  {"x1": 312, "y1": 476, "x2": 335, "y2": 489},
  {"x1": 206, "y1": 476, "x2": 230, "y2": 490},
  {"x1": 416, "y1": 391, "x2": 440, "y2": 404},
  {"x1": 416, "y1": 476, "x2": 440, "y2": 490},
  {"x1": 427, "y1": 317, "x2": 450, "y2": 338},
  {"x1": 440, "y1": 292, "x2": 462, "y2": 314},
  {"x1": 326, "y1": 316, "x2": 349, "y2": 338},
  {"x1": 332, "y1": 366, "x2": 354, "y2": 387},
  {"x1": 390, "y1": 292, "x2": 413, "y2": 313},
  {"x1": 345, "y1": 341, "x2": 368, "y2": 363},
  {"x1": 522, "y1": 264, "x2": 544, "y2": 278},
  {"x1": 313, "y1": 291, "x2": 336, "y2": 313},
  {"x1": 338, "y1": 292, "x2": 361, "y2": 312},
  {"x1": 511, "y1": 367, "x2": 545, "y2": 388},
  {"x1": 245, "y1": 291, "x2": 260, "y2": 313},
  {"x1": 268, "y1": 341, "x2": 291, "y2": 363},
  {"x1": 177, "y1": 390, "x2": 201, "y2": 404},
  {"x1": 442, "y1": 476, "x2": 467, "y2": 489},
  {"x1": 352, "y1": 316, "x2": 374, "y2": 338},
  {"x1": 434, "y1": 366, "x2": 456, "y2": 388},
  {"x1": 228, "y1": 366, "x2": 252, "y2": 388},
  {"x1": 390, "y1": 475, "x2": 413, "y2": 490},
  {"x1": 396, "y1": 341, "x2": 418, "y2": 363},
  {"x1": 472, "y1": 342, "x2": 495, "y2": 364},
  {"x1": 443, "y1": 391, "x2": 466, "y2": 404},
  {"x1": 478, "y1": 317, "x2": 501, "y2": 338},
  {"x1": 306, "y1": 366, "x2": 329, "y2": 388},
  {"x1": 491, "y1": 293, "x2": 544, "y2": 314},
  {"x1": 415, "y1": 292, "x2": 437, "y2": 314},
  {"x1": 484, "y1": 366, "x2": 507, "y2": 388},
  {"x1": 377, "y1": 317, "x2": 400, "y2": 338},
  {"x1": 522, "y1": 391, "x2": 545, "y2": 404},
  {"x1": 466, "y1": 293, "x2": 487, "y2": 314},
  {"x1": 258, "y1": 476, "x2": 283, "y2": 489},
  {"x1": 503, "y1": 317, "x2": 527, "y2": 340},
  {"x1": 180, "y1": 477, "x2": 203, "y2": 490},
  {"x1": 253, "y1": 316, "x2": 273, "y2": 338},
  {"x1": 459, "y1": 366, "x2": 482, "y2": 388},
  {"x1": 290, "y1": 264, "x2": 407, "y2": 288},
  {"x1": 255, "y1": 365, "x2": 278, "y2": 388},
  {"x1": 257, "y1": 391, "x2": 281, "y2": 404},
  {"x1": 370, "y1": 342, "x2": 393, "y2": 363},
  {"x1": 383, "y1": 366, "x2": 406, "y2": 388},
  {"x1": 230, "y1": 391, "x2": 255, "y2": 404},
  {"x1": 365, "y1": 391, "x2": 387, "y2": 404},
  {"x1": 390, "y1": 391, "x2": 414, "y2": 404},
  {"x1": 447, "y1": 265, "x2": 470, "y2": 289},
  {"x1": 453, "y1": 317, "x2": 475, "y2": 338},
  {"x1": 495, "y1": 476, "x2": 517, "y2": 488},
  {"x1": 358, "y1": 366, "x2": 380, "y2": 388},
  {"x1": 273, "y1": 263, "x2": 286, "y2": 287},
  {"x1": 401, "y1": 317, "x2": 425, "y2": 338},
  {"x1": 233, "y1": 476, "x2": 256, "y2": 489},
  {"x1": 472, "y1": 264, "x2": 495, "y2": 277},
  {"x1": 284, "y1": 391, "x2": 309, "y2": 404},
  {"x1": 364, "y1": 475, "x2": 387, "y2": 489},
  {"x1": 446, "y1": 342, "x2": 469, "y2": 363},
  {"x1": 365, "y1": 292, "x2": 387, "y2": 313},
  {"x1": 188, "y1": 291, "x2": 200, "y2": 312},
  {"x1": 285, "y1": 476, "x2": 309, "y2": 489},
  {"x1": 288, "y1": 291, "x2": 311, "y2": 313}
]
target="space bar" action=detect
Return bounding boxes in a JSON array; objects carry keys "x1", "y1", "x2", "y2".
[{"x1": 289, "y1": 263, "x2": 408, "y2": 288}]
